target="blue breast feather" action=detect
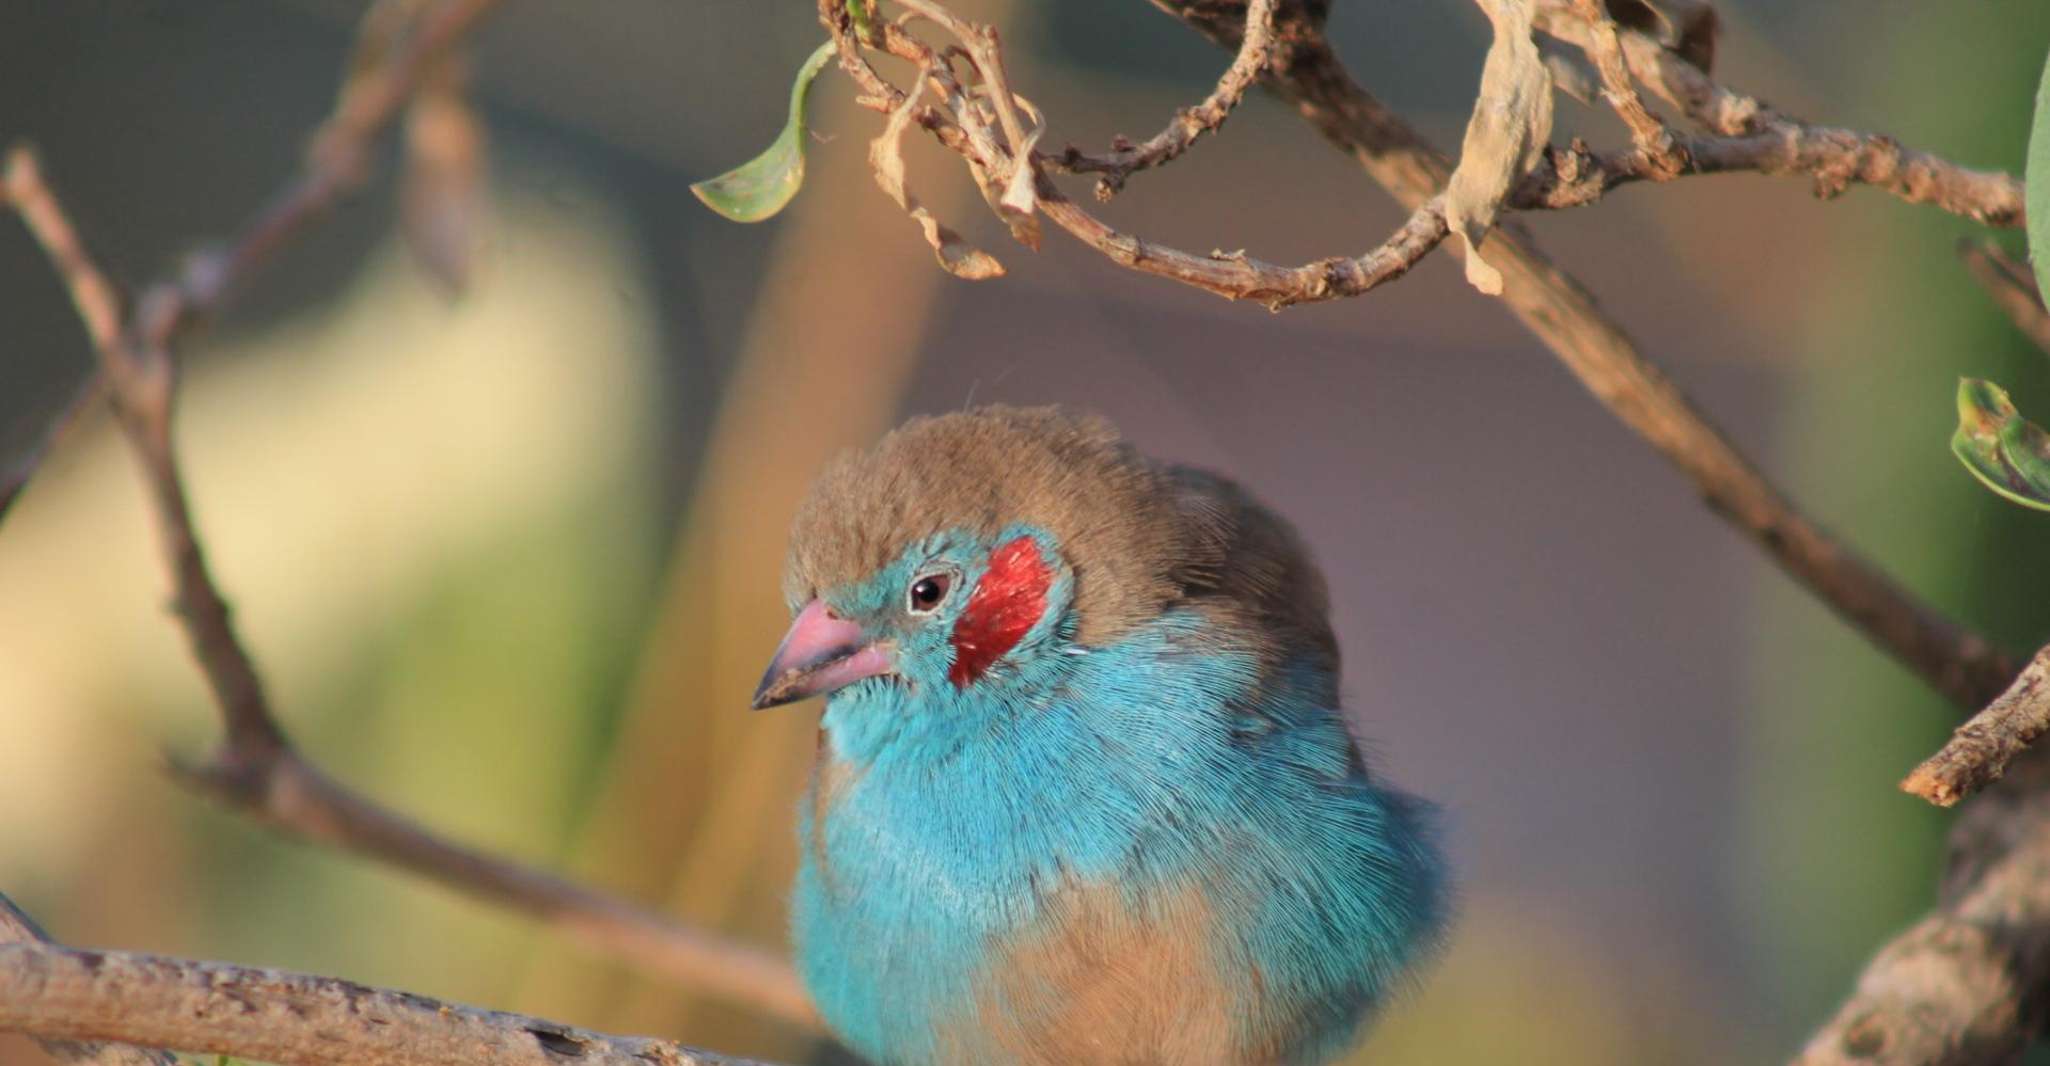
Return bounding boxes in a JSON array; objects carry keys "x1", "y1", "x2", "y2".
[{"x1": 794, "y1": 608, "x2": 1447, "y2": 1065}]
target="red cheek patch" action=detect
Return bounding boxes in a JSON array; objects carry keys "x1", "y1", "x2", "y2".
[{"x1": 949, "y1": 536, "x2": 1052, "y2": 687}]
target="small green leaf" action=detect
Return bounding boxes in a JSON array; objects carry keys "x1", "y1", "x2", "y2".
[
  {"x1": 1952, "y1": 377, "x2": 2050, "y2": 511},
  {"x1": 690, "y1": 41, "x2": 837, "y2": 223},
  {"x1": 2027, "y1": 46, "x2": 2050, "y2": 305}
]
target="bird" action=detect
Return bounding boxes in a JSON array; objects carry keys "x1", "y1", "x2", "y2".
[{"x1": 752, "y1": 405, "x2": 1446, "y2": 1066}]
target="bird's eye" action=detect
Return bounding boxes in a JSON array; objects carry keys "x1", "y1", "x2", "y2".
[{"x1": 907, "y1": 572, "x2": 952, "y2": 614}]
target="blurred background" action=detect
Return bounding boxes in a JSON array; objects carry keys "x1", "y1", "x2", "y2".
[{"x1": 4, "y1": 1, "x2": 2050, "y2": 1063}]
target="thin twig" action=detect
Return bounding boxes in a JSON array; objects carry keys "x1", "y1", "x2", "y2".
[
  {"x1": 1958, "y1": 240, "x2": 2050, "y2": 357},
  {"x1": 1536, "y1": 6, "x2": 2024, "y2": 226},
  {"x1": 1904, "y1": 645, "x2": 2050, "y2": 807},
  {"x1": 2, "y1": 0, "x2": 817, "y2": 1031},
  {"x1": 827, "y1": 1, "x2": 2023, "y2": 312},
  {"x1": 0, "y1": 940, "x2": 764, "y2": 1066},
  {"x1": 1051, "y1": 0, "x2": 1278, "y2": 198},
  {"x1": 0, "y1": 894, "x2": 177, "y2": 1066}
]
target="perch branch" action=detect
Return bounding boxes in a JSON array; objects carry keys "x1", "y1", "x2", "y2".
[
  {"x1": 0, "y1": 894, "x2": 176, "y2": 1066},
  {"x1": 0, "y1": 940, "x2": 763, "y2": 1066},
  {"x1": 1050, "y1": 0, "x2": 1278, "y2": 199},
  {"x1": 1904, "y1": 645, "x2": 2050, "y2": 808},
  {"x1": 1, "y1": 0, "x2": 817, "y2": 1032},
  {"x1": 1958, "y1": 240, "x2": 2050, "y2": 357}
]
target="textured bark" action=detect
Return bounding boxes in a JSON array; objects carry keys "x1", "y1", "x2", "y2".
[{"x1": 0, "y1": 941, "x2": 760, "y2": 1066}]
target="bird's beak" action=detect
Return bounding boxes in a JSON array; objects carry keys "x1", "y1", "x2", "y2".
[{"x1": 752, "y1": 599, "x2": 895, "y2": 710}]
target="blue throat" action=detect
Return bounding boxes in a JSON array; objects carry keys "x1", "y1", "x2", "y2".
[{"x1": 792, "y1": 590, "x2": 1446, "y2": 1065}]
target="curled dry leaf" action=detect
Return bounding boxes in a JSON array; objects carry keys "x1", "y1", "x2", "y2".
[
  {"x1": 402, "y1": 57, "x2": 489, "y2": 295},
  {"x1": 1444, "y1": 0, "x2": 1554, "y2": 295},
  {"x1": 870, "y1": 79, "x2": 1005, "y2": 280},
  {"x1": 1953, "y1": 378, "x2": 2050, "y2": 512},
  {"x1": 993, "y1": 95, "x2": 1045, "y2": 250}
]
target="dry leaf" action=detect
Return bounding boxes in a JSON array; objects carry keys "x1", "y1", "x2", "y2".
[
  {"x1": 870, "y1": 79, "x2": 1004, "y2": 280},
  {"x1": 1444, "y1": 0, "x2": 1554, "y2": 294},
  {"x1": 994, "y1": 95, "x2": 1045, "y2": 250}
]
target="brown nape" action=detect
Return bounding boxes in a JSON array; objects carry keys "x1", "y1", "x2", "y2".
[{"x1": 783, "y1": 405, "x2": 1338, "y2": 671}]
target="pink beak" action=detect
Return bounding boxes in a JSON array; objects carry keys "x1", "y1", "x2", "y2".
[{"x1": 752, "y1": 600, "x2": 895, "y2": 709}]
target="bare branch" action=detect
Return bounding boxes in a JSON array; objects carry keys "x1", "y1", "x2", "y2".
[
  {"x1": 1051, "y1": 0, "x2": 1278, "y2": 198},
  {"x1": 1904, "y1": 645, "x2": 2050, "y2": 808},
  {"x1": 1959, "y1": 241, "x2": 2050, "y2": 357},
  {"x1": 0, "y1": 940, "x2": 764, "y2": 1066},
  {"x1": 0, "y1": 895, "x2": 177, "y2": 1066},
  {"x1": 828, "y1": 0, "x2": 2021, "y2": 314},
  {"x1": 1537, "y1": 6, "x2": 2024, "y2": 226},
  {"x1": 1152, "y1": 0, "x2": 2017, "y2": 712},
  {"x1": 3, "y1": 0, "x2": 816, "y2": 1031}
]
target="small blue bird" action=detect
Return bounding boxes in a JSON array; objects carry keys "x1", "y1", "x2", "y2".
[{"x1": 753, "y1": 406, "x2": 1446, "y2": 1065}]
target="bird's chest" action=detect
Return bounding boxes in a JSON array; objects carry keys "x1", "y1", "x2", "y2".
[{"x1": 793, "y1": 716, "x2": 1216, "y2": 1063}]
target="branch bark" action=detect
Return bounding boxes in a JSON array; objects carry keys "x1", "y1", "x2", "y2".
[
  {"x1": 0, "y1": 940, "x2": 763, "y2": 1066},
  {"x1": 0, "y1": 895, "x2": 176, "y2": 1066},
  {"x1": 2, "y1": 0, "x2": 815, "y2": 1032},
  {"x1": 1793, "y1": 755, "x2": 2050, "y2": 1064},
  {"x1": 1905, "y1": 645, "x2": 2050, "y2": 808}
]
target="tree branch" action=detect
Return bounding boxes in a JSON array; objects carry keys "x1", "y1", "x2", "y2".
[
  {"x1": 0, "y1": 895, "x2": 176, "y2": 1066},
  {"x1": 1793, "y1": 756, "x2": 2050, "y2": 1064},
  {"x1": 1904, "y1": 646, "x2": 2050, "y2": 808},
  {"x1": 1050, "y1": 0, "x2": 1278, "y2": 199},
  {"x1": 0, "y1": 940, "x2": 763, "y2": 1066},
  {"x1": 1147, "y1": 0, "x2": 2015, "y2": 711},
  {"x1": 1535, "y1": 3, "x2": 2024, "y2": 226},
  {"x1": 828, "y1": 0, "x2": 2020, "y2": 314},
  {"x1": 2, "y1": 0, "x2": 815, "y2": 1032},
  {"x1": 1958, "y1": 240, "x2": 2050, "y2": 357}
]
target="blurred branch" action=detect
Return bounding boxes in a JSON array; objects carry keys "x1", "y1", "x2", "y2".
[
  {"x1": 1794, "y1": 757, "x2": 2050, "y2": 1065},
  {"x1": 0, "y1": 894, "x2": 177, "y2": 1066},
  {"x1": 1144, "y1": 0, "x2": 2016, "y2": 711},
  {"x1": 1905, "y1": 645, "x2": 2050, "y2": 808},
  {"x1": 0, "y1": 938, "x2": 764, "y2": 1066},
  {"x1": 1049, "y1": 0, "x2": 1277, "y2": 199},
  {"x1": 1958, "y1": 241, "x2": 2050, "y2": 357},
  {"x1": 0, "y1": 369, "x2": 102, "y2": 524},
  {"x1": 1, "y1": 0, "x2": 815, "y2": 1038}
]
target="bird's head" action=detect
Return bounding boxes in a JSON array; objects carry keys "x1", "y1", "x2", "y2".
[{"x1": 753, "y1": 406, "x2": 1219, "y2": 731}]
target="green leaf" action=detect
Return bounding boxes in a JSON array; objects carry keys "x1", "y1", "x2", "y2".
[
  {"x1": 1952, "y1": 377, "x2": 2050, "y2": 511},
  {"x1": 847, "y1": 0, "x2": 876, "y2": 42},
  {"x1": 2026, "y1": 45, "x2": 2050, "y2": 305},
  {"x1": 690, "y1": 41, "x2": 837, "y2": 223}
]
